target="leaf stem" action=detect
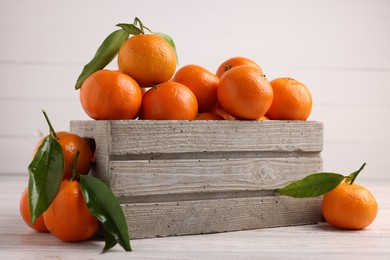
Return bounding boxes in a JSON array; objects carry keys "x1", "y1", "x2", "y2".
[
  {"x1": 348, "y1": 162, "x2": 366, "y2": 185},
  {"x1": 134, "y1": 17, "x2": 145, "y2": 34},
  {"x1": 42, "y1": 110, "x2": 58, "y2": 139},
  {"x1": 70, "y1": 150, "x2": 80, "y2": 181}
]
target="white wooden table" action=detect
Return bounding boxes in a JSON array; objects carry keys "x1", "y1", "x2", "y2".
[{"x1": 1, "y1": 173, "x2": 389, "y2": 259}]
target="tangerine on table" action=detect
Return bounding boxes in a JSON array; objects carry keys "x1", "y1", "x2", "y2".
[
  {"x1": 118, "y1": 34, "x2": 177, "y2": 87},
  {"x1": 19, "y1": 187, "x2": 49, "y2": 232},
  {"x1": 33, "y1": 132, "x2": 93, "y2": 180},
  {"x1": 217, "y1": 65, "x2": 273, "y2": 120},
  {"x1": 80, "y1": 70, "x2": 142, "y2": 120},
  {"x1": 216, "y1": 57, "x2": 264, "y2": 78},
  {"x1": 43, "y1": 180, "x2": 99, "y2": 242},
  {"x1": 265, "y1": 77, "x2": 312, "y2": 120},
  {"x1": 172, "y1": 64, "x2": 219, "y2": 113},
  {"x1": 140, "y1": 81, "x2": 198, "y2": 120},
  {"x1": 322, "y1": 181, "x2": 378, "y2": 230}
]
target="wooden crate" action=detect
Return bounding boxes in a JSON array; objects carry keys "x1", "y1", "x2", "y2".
[{"x1": 70, "y1": 120, "x2": 323, "y2": 239}]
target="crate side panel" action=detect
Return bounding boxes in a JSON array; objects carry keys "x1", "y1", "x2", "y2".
[
  {"x1": 124, "y1": 196, "x2": 322, "y2": 239},
  {"x1": 109, "y1": 120, "x2": 323, "y2": 156},
  {"x1": 109, "y1": 157, "x2": 322, "y2": 198},
  {"x1": 70, "y1": 120, "x2": 111, "y2": 184}
]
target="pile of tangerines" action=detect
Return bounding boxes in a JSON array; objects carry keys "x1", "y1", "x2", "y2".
[{"x1": 79, "y1": 32, "x2": 313, "y2": 122}]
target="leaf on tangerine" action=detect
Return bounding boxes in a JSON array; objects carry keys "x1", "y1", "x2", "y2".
[{"x1": 276, "y1": 172, "x2": 345, "y2": 198}]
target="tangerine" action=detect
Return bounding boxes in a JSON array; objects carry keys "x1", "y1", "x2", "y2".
[
  {"x1": 118, "y1": 34, "x2": 177, "y2": 87},
  {"x1": 265, "y1": 77, "x2": 312, "y2": 120},
  {"x1": 80, "y1": 70, "x2": 142, "y2": 120},
  {"x1": 33, "y1": 132, "x2": 93, "y2": 180},
  {"x1": 19, "y1": 187, "x2": 49, "y2": 232},
  {"x1": 172, "y1": 64, "x2": 219, "y2": 113},
  {"x1": 209, "y1": 103, "x2": 236, "y2": 121},
  {"x1": 217, "y1": 65, "x2": 273, "y2": 120},
  {"x1": 257, "y1": 115, "x2": 269, "y2": 120},
  {"x1": 322, "y1": 181, "x2": 378, "y2": 230},
  {"x1": 140, "y1": 81, "x2": 198, "y2": 120},
  {"x1": 216, "y1": 57, "x2": 264, "y2": 78},
  {"x1": 43, "y1": 180, "x2": 99, "y2": 242},
  {"x1": 195, "y1": 112, "x2": 224, "y2": 120}
]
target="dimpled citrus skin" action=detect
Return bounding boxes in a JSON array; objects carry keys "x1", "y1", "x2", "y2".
[
  {"x1": 43, "y1": 180, "x2": 99, "y2": 242},
  {"x1": 322, "y1": 182, "x2": 378, "y2": 230},
  {"x1": 80, "y1": 70, "x2": 142, "y2": 120},
  {"x1": 140, "y1": 81, "x2": 198, "y2": 120},
  {"x1": 172, "y1": 64, "x2": 220, "y2": 113},
  {"x1": 266, "y1": 77, "x2": 312, "y2": 120},
  {"x1": 118, "y1": 34, "x2": 177, "y2": 87},
  {"x1": 217, "y1": 65, "x2": 273, "y2": 120},
  {"x1": 19, "y1": 187, "x2": 49, "y2": 232},
  {"x1": 216, "y1": 56, "x2": 264, "y2": 78}
]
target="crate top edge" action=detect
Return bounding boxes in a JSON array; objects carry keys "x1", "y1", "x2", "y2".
[{"x1": 70, "y1": 119, "x2": 324, "y2": 127}]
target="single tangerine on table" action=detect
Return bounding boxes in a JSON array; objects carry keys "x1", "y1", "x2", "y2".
[
  {"x1": 43, "y1": 180, "x2": 99, "y2": 242},
  {"x1": 33, "y1": 132, "x2": 93, "y2": 180},
  {"x1": 172, "y1": 64, "x2": 220, "y2": 113},
  {"x1": 140, "y1": 81, "x2": 198, "y2": 120},
  {"x1": 19, "y1": 187, "x2": 49, "y2": 232},
  {"x1": 118, "y1": 33, "x2": 177, "y2": 87},
  {"x1": 216, "y1": 57, "x2": 264, "y2": 78},
  {"x1": 80, "y1": 70, "x2": 142, "y2": 120},
  {"x1": 217, "y1": 65, "x2": 273, "y2": 120},
  {"x1": 322, "y1": 181, "x2": 378, "y2": 230},
  {"x1": 265, "y1": 77, "x2": 312, "y2": 120}
]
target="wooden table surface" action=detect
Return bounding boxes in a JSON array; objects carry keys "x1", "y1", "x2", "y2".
[{"x1": 1, "y1": 173, "x2": 389, "y2": 259}]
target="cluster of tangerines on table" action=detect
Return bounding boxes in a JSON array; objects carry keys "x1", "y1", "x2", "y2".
[
  {"x1": 20, "y1": 130, "x2": 97, "y2": 238},
  {"x1": 78, "y1": 28, "x2": 312, "y2": 122},
  {"x1": 20, "y1": 111, "x2": 131, "y2": 253}
]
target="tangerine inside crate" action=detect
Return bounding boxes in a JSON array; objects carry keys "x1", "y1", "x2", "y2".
[{"x1": 70, "y1": 120, "x2": 323, "y2": 239}]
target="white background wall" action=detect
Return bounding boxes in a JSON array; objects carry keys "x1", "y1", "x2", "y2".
[{"x1": 1, "y1": 0, "x2": 389, "y2": 181}]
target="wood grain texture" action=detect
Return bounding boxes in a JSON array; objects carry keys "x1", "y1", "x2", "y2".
[
  {"x1": 70, "y1": 120, "x2": 323, "y2": 155},
  {"x1": 123, "y1": 195, "x2": 323, "y2": 239},
  {"x1": 109, "y1": 157, "x2": 323, "y2": 199},
  {"x1": 109, "y1": 120, "x2": 323, "y2": 155}
]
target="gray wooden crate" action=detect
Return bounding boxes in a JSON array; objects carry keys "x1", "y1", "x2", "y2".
[{"x1": 70, "y1": 120, "x2": 323, "y2": 239}]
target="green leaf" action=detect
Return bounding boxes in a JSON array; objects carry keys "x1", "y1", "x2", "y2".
[
  {"x1": 276, "y1": 172, "x2": 345, "y2": 198},
  {"x1": 80, "y1": 175, "x2": 131, "y2": 253},
  {"x1": 116, "y1": 23, "x2": 142, "y2": 35},
  {"x1": 28, "y1": 135, "x2": 64, "y2": 223},
  {"x1": 75, "y1": 29, "x2": 130, "y2": 90},
  {"x1": 154, "y1": 32, "x2": 179, "y2": 64},
  {"x1": 103, "y1": 229, "x2": 119, "y2": 253}
]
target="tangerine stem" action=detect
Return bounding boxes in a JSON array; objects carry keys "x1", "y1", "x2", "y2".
[
  {"x1": 349, "y1": 162, "x2": 366, "y2": 185},
  {"x1": 134, "y1": 17, "x2": 145, "y2": 34},
  {"x1": 42, "y1": 110, "x2": 58, "y2": 139},
  {"x1": 70, "y1": 150, "x2": 80, "y2": 181}
]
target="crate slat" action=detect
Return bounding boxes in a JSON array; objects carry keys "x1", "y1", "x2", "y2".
[
  {"x1": 109, "y1": 157, "x2": 322, "y2": 199},
  {"x1": 124, "y1": 196, "x2": 323, "y2": 239},
  {"x1": 71, "y1": 120, "x2": 323, "y2": 156}
]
